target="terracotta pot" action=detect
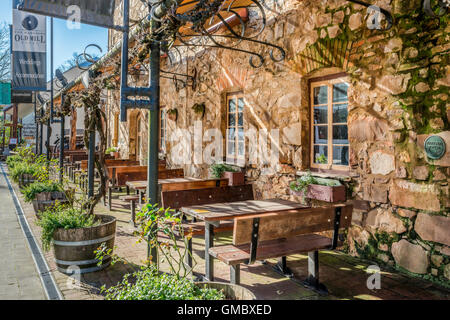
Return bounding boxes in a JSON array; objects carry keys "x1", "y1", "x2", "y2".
[
  {"x1": 223, "y1": 171, "x2": 245, "y2": 186},
  {"x1": 306, "y1": 184, "x2": 346, "y2": 202}
]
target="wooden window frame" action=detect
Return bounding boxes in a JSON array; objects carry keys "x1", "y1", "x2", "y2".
[
  {"x1": 309, "y1": 74, "x2": 350, "y2": 171},
  {"x1": 225, "y1": 92, "x2": 245, "y2": 164}
]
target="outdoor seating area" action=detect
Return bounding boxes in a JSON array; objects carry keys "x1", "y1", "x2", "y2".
[{"x1": 0, "y1": 0, "x2": 449, "y2": 304}]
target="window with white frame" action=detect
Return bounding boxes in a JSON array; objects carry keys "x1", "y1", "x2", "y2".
[
  {"x1": 226, "y1": 93, "x2": 245, "y2": 162},
  {"x1": 310, "y1": 76, "x2": 349, "y2": 170}
]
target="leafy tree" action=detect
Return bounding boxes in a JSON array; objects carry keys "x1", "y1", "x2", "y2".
[{"x1": 0, "y1": 23, "x2": 11, "y2": 81}]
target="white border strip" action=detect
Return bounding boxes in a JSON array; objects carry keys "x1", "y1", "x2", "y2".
[{"x1": 1, "y1": 163, "x2": 63, "y2": 300}]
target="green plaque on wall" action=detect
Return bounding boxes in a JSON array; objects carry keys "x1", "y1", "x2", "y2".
[{"x1": 424, "y1": 135, "x2": 446, "y2": 160}]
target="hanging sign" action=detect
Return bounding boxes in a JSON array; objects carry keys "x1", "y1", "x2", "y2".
[
  {"x1": 424, "y1": 135, "x2": 446, "y2": 160},
  {"x1": 17, "y1": 0, "x2": 117, "y2": 29},
  {"x1": 12, "y1": 0, "x2": 47, "y2": 91},
  {"x1": 11, "y1": 90, "x2": 33, "y2": 103}
]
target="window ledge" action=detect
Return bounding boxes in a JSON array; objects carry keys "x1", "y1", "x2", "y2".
[{"x1": 296, "y1": 170, "x2": 352, "y2": 182}]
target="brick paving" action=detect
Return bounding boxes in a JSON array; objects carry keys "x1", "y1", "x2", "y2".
[
  {"x1": 3, "y1": 166, "x2": 450, "y2": 300},
  {"x1": 0, "y1": 166, "x2": 46, "y2": 300}
]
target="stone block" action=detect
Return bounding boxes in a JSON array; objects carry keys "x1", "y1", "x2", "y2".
[
  {"x1": 391, "y1": 240, "x2": 429, "y2": 274},
  {"x1": 389, "y1": 180, "x2": 441, "y2": 212},
  {"x1": 366, "y1": 208, "x2": 407, "y2": 234},
  {"x1": 369, "y1": 150, "x2": 395, "y2": 175},
  {"x1": 413, "y1": 166, "x2": 429, "y2": 180},
  {"x1": 348, "y1": 114, "x2": 391, "y2": 143},
  {"x1": 377, "y1": 73, "x2": 411, "y2": 95},
  {"x1": 397, "y1": 208, "x2": 416, "y2": 219},
  {"x1": 363, "y1": 184, "x2": 388, "y2": 203},
  {"x1": 415, "y1": 213, "x2": 450, "y2": 247}
]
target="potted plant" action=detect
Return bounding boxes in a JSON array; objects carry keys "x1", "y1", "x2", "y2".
[
  {"x1": 210, "y1": 163, "x2": 245, "y2": 186},
  {"x1": 37, "y1": 205, "x2": 116, "y2": 274},
  {"x1": 95, "y1": 204, "x2": 255, "y2": 300},
  {"x1": 167, "y1": 108, "x2": 178, "y2": 121},
  {"x1": 290, "y1": 171, "x2": 346, "y2": 202},
  {"x1": 192, "y1": 102, "x2": 205, "y2": 119},
  {"x1": 106, "y1": 146, "x2": 120, "y2": 159},
  {"x1": 22, "y1": 180, "x2": 68, "y2": 214}
]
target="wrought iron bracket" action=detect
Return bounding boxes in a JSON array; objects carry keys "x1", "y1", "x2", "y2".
[
  {"x1": 331, "y1": 207, "x2": 342, "y2": 250},
  {"x1": 246, "y1": 218, "x2": 260, "y2": 265}
]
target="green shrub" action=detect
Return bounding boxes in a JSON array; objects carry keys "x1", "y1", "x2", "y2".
[
  {"x1": 6, "y1": 155, "x2": 22, "y2": 169},
  {"x1": 36, "y1": 206, "x2": 98, "y2": 251},
  {"x1": 10, "y1": 162, "x2": 41, "y2": 182},
  {"x1": 103, "y1": 267, "x2": 225, "y2": 300},
  {"x1": 105, "y1": 146, "x2": 118, "y2": 154},
  {"x1": 210, "y1": 163, "x2": 237, "y2": 179},
  {"x1": 21, "y1": 181, "x2": 63, "y2": 202}
]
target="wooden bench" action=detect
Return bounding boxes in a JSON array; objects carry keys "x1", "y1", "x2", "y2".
[
  {"x1": 80, "y1": 159, "x2": 140, "y2": 171},
  {"x1": 208, "y1": 203, "x2": 353, "y2": 295},
  {"x1": 107, "y1": 168, "x2": 185, "y2": 210},
  {"x1": 161, "y1": 184, "x2": 254, "y2": 269}
]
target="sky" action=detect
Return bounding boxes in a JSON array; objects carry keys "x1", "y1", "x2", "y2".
[{"x1": 0, "y1": 0, "x2": 108, "y2": 78}]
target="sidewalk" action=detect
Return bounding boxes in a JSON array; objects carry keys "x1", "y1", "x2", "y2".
[{"x1": 0, "y1": 165, "x2": 46, "y2": 300}]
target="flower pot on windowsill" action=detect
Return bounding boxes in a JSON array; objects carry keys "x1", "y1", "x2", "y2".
[
  {"x1": 112, "y1": 151, "x2": 120, "y2": 159},
  {"x1": 223, "y1": 171, "x2": 245, "y2": 186},
  {"x1": 306, "y1": 184, "x2": 346, "y2": 203}
]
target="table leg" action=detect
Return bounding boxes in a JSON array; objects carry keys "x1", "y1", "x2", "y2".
[{"x1": 204, "y1": 222, "x2": 214, "y2": 281}]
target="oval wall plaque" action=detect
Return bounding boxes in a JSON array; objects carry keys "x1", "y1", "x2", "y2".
[{"x1": 424, "y1": 135, "x2": 446, "y2": 160}]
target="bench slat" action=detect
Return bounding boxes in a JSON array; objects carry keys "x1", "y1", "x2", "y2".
[
  {"x1": 175, "y1": 221, "x2": 234, "y2": 236},
  {"x1": 209, "y1": 234, "x2": 332, "y2": 265},
  {"x1": 233, "y1": 204, "x2": 353, "y2": 245}
]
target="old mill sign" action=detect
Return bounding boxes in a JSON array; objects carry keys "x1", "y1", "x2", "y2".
[{"x1": 424, "y1": 135, "x2": 446, "y2": 160}]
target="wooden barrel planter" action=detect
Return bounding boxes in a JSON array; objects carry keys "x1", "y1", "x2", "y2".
[
  {"x1": 52, "y1": 215, "x2": 116, "y2": 274},
  {"x1": 19, "y1": 173, "x2": 36, "y2": 188},
  {"x1": 195, "y1": 282, "x2": 256, "y2": 300},
  {"x1": 32, "y1": 191, "x2": 68, "y2": 215}
]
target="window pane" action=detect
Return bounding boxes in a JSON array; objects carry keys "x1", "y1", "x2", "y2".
[
  {"x1": 333, "y1": 82, "x2": 349, "y2": 102},
  {"x1": 238, "y1": 98, "x2": 244, "y2": 112},
  {"x1": 228, "y1": 113, "x2": 236, "y2": 127},
  {"x1": 314, "y1": 126, "x2": 328, "y2": 144},
  {"x1": 333, "y1": 103, "x2": 348, "y2": 123},
  {"x1": 313, "y1": 86, "x2": 327, "y2": 105},
  {"x1": 313, "y1": 146, "x2": 328, "y2": 164},
  {"x1": 228, "y1": 98, "x2": 236, "y2": 112},
  {"x1": 228, "y1": 142, "x2": 235, "y2": 155},
  {"x1": 238, "y1": 112, "x2": 243, "y2": 126},
  {"x1": 333, "y1": 125, "x2": 348, "y2": 144},
  {"x1": 238, "y1": 128, "x2": 244, "y2": 141},
  {"x1": 228, "y1": 128, "x2": 235, "y2": 140},
  {"x1": 238, "y1": 141, "x2": 244, "y2": 156},
  {"x1": 314, "y1": 106, "x2": 327, "y2": 124},
  {"x1": 333, "y1": 146, "x2": 349, "y2": 166}
]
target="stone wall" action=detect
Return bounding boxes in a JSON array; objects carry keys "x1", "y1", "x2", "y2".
[{"x1": 106, "y1": 0, "x2": 450, "y2": 285}]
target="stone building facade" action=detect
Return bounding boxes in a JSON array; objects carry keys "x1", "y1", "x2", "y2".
[{"x1": 104, "y1": 0, "x2": 450, "y2": 285}]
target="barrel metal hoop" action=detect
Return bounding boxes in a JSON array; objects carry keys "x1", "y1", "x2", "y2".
[
  {"x1": 56, "y1": 260, "x2": 111, "y2": 275},
  {"x1": 53, "y1": 234, "x2": 114, "y2": 246},
  {"x1": 55, "y1": 258, "x2": 108, "y2": 266}
]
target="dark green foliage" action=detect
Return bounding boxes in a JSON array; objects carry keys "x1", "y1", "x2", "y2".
[
  {"x1": 103, "y1": 267, "x2": 225, "y2": 300},
  {"x1": 36, "y1": 205, "x2": 98, "y2": 252},
  {"x1": 21, "y1": 181, "x2": 63, "y2": 203}
]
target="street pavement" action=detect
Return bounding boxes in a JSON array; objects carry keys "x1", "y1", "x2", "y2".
[{"x1": 0, "y1": 166, "x2": 46, "y2": 300}]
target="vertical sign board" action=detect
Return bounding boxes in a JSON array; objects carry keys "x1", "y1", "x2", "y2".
[
  {"x1": 17, "y1": 0, "x2": 116, "y2": 29},
  {"x1": 12, "y1": 0, "x2": 47, "y2": 91},
  {"x1": 0, "y1": 82, "x2": 11, "y2": 104}
]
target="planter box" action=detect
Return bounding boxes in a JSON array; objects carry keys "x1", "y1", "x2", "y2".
[
  {"x1": 223, "y1": 171, "x2": 245, "y2": 186},
  {"x1": 306, "y1": 184, "x2": 346, "y2": 203}
]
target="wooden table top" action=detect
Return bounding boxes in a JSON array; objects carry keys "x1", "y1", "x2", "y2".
[
  {"x1": 180, "y1": 199, "x2": 310, "y2": 222},
  {"x1": 126, "y1": 177, "x2": 201, "y2": 190}
]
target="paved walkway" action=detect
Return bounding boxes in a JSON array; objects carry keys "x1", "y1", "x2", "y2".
[{"x1": 0, "y1": 166, "x2": 46, "y2": 300}]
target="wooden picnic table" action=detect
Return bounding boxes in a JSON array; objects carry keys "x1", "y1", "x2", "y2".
[{"x1": 180, "y1": 199, "x2": 310, "y2": 281}]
